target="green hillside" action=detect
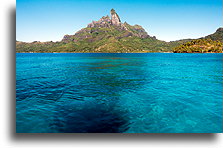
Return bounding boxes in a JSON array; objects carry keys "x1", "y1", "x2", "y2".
[
  {"x1": 204, "y1": 28, "x2": 223, "y2": 42},
  {"x1": 174, "y1": 28, "x2": 223, "y2": 53},
  {"x1": 173, "y1": 39, "x2": 222, "y2": 53}
]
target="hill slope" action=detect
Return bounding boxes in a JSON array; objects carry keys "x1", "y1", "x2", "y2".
[
  {"x1": 173, "y1": 28, "x2": 223, "y2": 53},
  {"x1": 203, "y1": 27, "x2": 223, "y2": 42}
]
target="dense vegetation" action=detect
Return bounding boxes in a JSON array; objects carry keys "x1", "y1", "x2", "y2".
[
  {"x1": 16, "y1": 27, "x2": 223, "y2": 53},
  {"x1": 173, "y1": 28, "x2": 223, "y2": 53},
  {"x1": 173, "y1": 39, "x2": 223, "y2": 53},
  {"x1": 204, "y1": 28, "x2": 223, "y2": 42},
  {"x1": 16, "y1": 25, "x2": 178, "y2": 53},
  {"x1": 16, "y1": 38, "x2": 172, "y2": 53}
]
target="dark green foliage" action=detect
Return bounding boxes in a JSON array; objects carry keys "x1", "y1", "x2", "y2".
[
  {"x1": 173, "y1": 39, "x2": 223, "y2": 53},
  {"x1": 16, "y1": 24, "x2": 175, "y2": 53},
  {"x1": 203, "y1": 28, "x2": 223, "y2": 42}
]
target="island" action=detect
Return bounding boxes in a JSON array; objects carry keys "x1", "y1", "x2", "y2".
[{"x1": 16, "y1": 9, "x2": 223, "y2": 53}]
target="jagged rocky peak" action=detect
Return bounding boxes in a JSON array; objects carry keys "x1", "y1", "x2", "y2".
[
  {"x1": 87, "y1": 15, "x2": 111, "y2": 28},
  {"x1": 87, "y1": 9, "x2": 123, "y2": 28},
  {"x1": 110, "y1": 8, "x2": 121, "y2": 26},
  {"x1": 62, "y1": 9, "x2": 150, "y2": 42}
]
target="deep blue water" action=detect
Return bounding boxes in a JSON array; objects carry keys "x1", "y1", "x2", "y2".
[{"x1": 16, "y1": 53, "x2": 222, "y2": 133}]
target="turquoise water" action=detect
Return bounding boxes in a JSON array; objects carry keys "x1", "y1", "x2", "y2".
[{"x1": 16, "y1": 53, "x2": 222, "y2": 133}]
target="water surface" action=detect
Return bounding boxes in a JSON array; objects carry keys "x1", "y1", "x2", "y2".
[{"x1": 16, "y1": 53, "x2": 222, "y2": 133}]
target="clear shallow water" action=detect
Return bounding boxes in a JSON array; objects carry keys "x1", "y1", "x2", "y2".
[{"x1": 16, "y1": 53, "x2": 222, "y2": 133}]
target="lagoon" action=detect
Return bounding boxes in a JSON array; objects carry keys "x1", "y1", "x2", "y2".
[{"x1": 16, "y1": 53, "x2": 222, "y2": 133}]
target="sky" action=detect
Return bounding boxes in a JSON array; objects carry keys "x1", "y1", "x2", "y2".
[{"x1": 16, "y1": 0, "x2": 222, "y2": 42}]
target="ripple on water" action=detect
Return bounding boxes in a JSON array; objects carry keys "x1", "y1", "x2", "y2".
[{"x1": 16, "y1": 53, "x2": 223, "y2": 133}]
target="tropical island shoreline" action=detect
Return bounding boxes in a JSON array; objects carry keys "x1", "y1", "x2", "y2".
[{"x1": 16, "y1": 9, "x2": 223, "y2": 53}]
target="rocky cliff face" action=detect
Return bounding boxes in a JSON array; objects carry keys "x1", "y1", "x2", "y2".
[
  {"x1": 62, "y1": 9, "x2": 149, "y2": 43},
  {"x1": 110, "y1": 9, "x2": 121, "y2": 26},
  {"x1": 87, "y1": 9, "x2": 123, "y2": 28},
  {"x1": 87, "y1": 16, "x2": 111, "y2": 28}
]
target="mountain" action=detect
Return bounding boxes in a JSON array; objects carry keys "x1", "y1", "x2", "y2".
[
  {"x1": 62, "y1": 8, "x2": 149, "y2": 43},
  {"x1": 59, "y1": 9, "x2": 169, "y2": 53},
  {"x1": 16, "y1": 9, "x2": 222, "y2": 53},
  {"x1": 16, "y1": 9, "x2": 171, "y2": 53}
]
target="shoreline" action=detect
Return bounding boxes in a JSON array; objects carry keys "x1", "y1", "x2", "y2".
[{"x1": 16, "y1": 52, "x2": 223, "y2": 54}]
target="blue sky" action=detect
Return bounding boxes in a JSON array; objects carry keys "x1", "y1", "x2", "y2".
[{"x1": 16, "y1": 0, "x2": 222, "y2": 42}]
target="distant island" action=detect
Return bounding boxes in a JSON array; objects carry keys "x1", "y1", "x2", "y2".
[{"x1": 16, "y1": 9, "x2": 223, "y2": 53}]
